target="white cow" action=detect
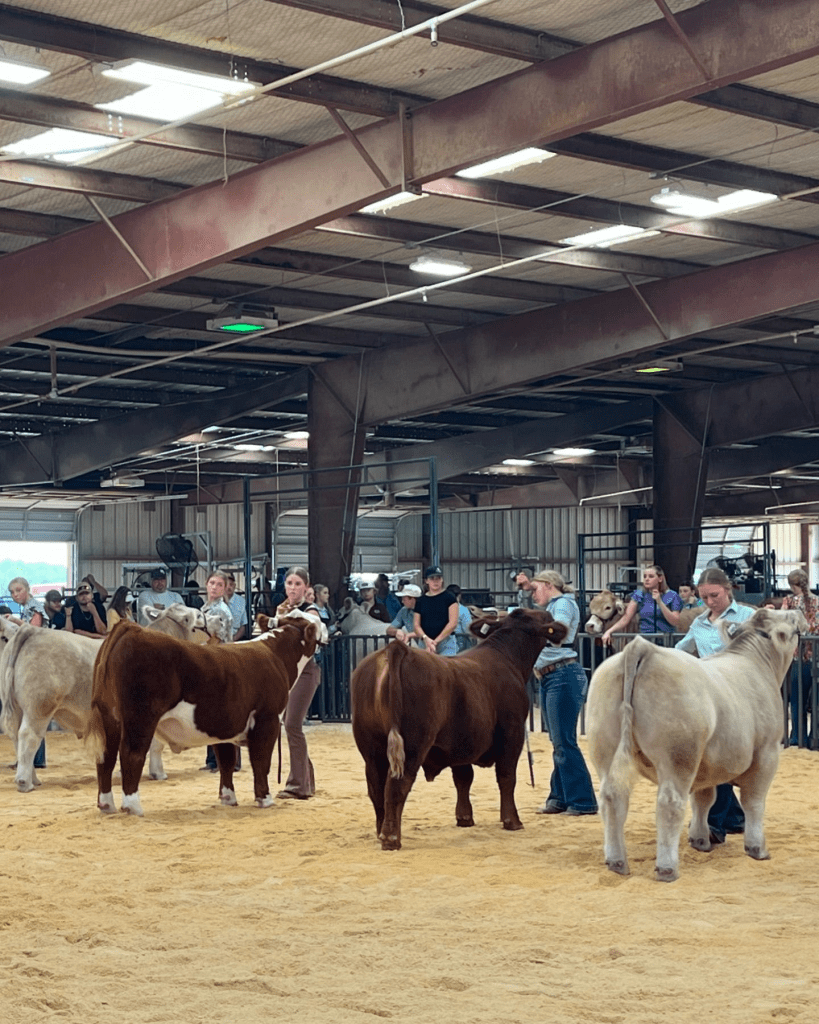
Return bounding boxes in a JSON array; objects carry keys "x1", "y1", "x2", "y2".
[
  {"x1": 586, "y1": 608, "x2": 806, "y2": 882},
  {"x1": 0, "y1": 604, "x2": 205, "y2": 792},
  {"x1": 336, "y1": 598, "x2": 390, "y2": 668}
]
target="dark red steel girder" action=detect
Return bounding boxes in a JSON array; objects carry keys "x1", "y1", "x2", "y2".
[
  {"x1": 316, "y1": 239, "x2": 819, "y2": 428},
  {"x1": 1, "y1": 0, "x2": 818, "y2": 348}
]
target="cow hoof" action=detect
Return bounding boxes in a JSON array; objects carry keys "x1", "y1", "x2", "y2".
[
  {"x1": 120, "y1": 793, "x2": 144, "y2": 817},
  {"x1": 98, "y1": 791, "x2": 117, "y2": 814},
  {"x1": 605, "y1": 860, "x2": 630, "y2": 876},
  {"x1": 16, "y1": 779, "x2": 34, "y2": 793},
  {"x1": 654, "y1": 867, "x2": 679, "y2": 883},
  {"x1": 380, "y1": 835, "x2": 401, "y2": 851},
  {"x1": 255, "y1": 794, "x2": 274, "y2": 808},
  {"x1": 502, "y1": 818, "x2": 523, "y2": 831},
  {"x1": 219, "y1": 786, "x2": 238, "y2": 806},
  {"x1": 456, "y1": 816, "x2": 475, "y2": 828},
  {"x1": 745, "y1": 844, "x2": 770, "y2": 861},
  {"x1": 688, "y1": 836, "x2": 713, "y2": 853},
  {"x1": 148, "y1": 772, "x2": 168, "y2": 781}
]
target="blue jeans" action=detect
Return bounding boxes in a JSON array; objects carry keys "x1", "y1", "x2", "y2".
[
  {"x1": 34, "y1": 738, "x2": 46, "y2": 769},
  {"x1": 540, "y1": 661, "x2": 598, "y2": 813},
  {"x1": 789, "y1": 660, "x2": 813, "y2": 747},
  {"x1": 707, "y1": 783, "x2": 744, "y2": 839}
]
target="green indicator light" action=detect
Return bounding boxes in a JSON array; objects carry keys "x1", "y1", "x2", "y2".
[{"x1": 218, "y1": 322, "x2": 267, "y2": 333}]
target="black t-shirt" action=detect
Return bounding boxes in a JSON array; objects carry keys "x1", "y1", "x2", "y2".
[
  {"x1": 48, "y1": 609, "x2": 66, "y2": 630},
  {"x1": 70, "y1": 603, "x2": 107, "y2": 632},
  {"x1": 415, "y1": 591, "x2": 457, "y2": 638}
]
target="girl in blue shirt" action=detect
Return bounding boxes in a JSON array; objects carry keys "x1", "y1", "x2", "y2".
[{"x1": 601, "y1": 564, "x2": 682, "y2": 644}]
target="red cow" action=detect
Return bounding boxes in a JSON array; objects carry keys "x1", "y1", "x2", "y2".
[
  {"x1": 351, "y1": 608, "x2": 568, "y2": 850},
  {"x1": 85, "y1": 616, "x2": 320, "y2": 816}
]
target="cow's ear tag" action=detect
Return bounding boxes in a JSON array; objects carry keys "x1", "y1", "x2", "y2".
[
  {"x1": 727, "y1": 623, "x2": 738, "y2": 637},
  {"x1": 480, "y1": 623, "x2": 490, "y2": 635}
]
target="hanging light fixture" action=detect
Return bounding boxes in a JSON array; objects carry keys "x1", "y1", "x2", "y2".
[
  {"x1": 409, "y1": 254, "x2": 472, "y2": 277},
  {"x1": 0, "y1": 54, "x2": 51, "y2": 86}
]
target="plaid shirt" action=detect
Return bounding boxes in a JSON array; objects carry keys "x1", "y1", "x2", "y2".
[{"x1": 781, "y1": 592, "x2": 819, "y2": 661}]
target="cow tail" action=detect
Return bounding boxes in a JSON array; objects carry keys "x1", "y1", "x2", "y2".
[
  {"x1": 385, "y1": 641, "x2": 408, "y2": 779},
  {"x1": 606, "y1": 637, "x2": 649, "y2": 792},
  {"x1": 0, "y1": 626, "x2": 34, "y2": 740}
]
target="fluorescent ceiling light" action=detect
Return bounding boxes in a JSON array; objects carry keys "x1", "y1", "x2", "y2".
[
  {"x1": 1, "y1": 127, "x2": 120, "y2": 164},
  {"x1": 359, "y1": 191, "x2": 424, "y2": 214},
  {"x1": 456, "y1": 147, "x2": 554, "y2": 179},
  {"x1": 0, "y1": 55, "x2": 51, "y2": 85},
  {"x1": 100, "y1": 62, "x2": 257, "y2": 122},
  {"x1": 650, "y1": 186, "x2": 778, "y2": 218},
  {"x1": 233, "y1": 443, "x2": 275, "y2": 452},
  {"x1": 552, "y1": 447, "x2": 596, "y2": 457},
  {"x1": 100, "y1": 475, "x2": 145, "y2": 489},
  {"x1": 561, "y1": 225, "x2": 660, "y2": 248},
  {"x1": 409, "y1": 254, "x2": 471, "y2": 277},
  {"x1": 206, "y1": 314, "x2": 279, "y2": 334},
  {"x1": 635, "y1": 360, "x2": 683, "y2": 374},
  {"x1": 102, "y1": 61, "x2": 257, "y2": 97},
  {"x1": 283, "y1": 430, "x2": 310, "y2": 440},
  {"x1": 502, "y1": 458, "x2": 536, "y2": 466}
]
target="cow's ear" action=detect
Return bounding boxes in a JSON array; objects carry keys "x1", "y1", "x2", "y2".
[
  {"x1": 615, "y1": 599, "x2": 625, "y2": 614},
  {"x1": 469, "y1": 616, "x2": 503, "y2": 639},
  {"x1": 544, "y1": 622, "x2": 569, "y2": 644},
  {"x1": 256, "y1": 613, "x2": 270, "y2": 633}
]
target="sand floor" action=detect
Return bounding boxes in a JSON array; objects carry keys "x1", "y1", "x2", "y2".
[{"x1": 1, "y1": 725, "x2": 818, "y2": 1024}]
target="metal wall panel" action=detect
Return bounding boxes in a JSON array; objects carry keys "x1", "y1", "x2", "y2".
[{"x1": 0, "y1": 506, "x2": 77, "y2": 542}]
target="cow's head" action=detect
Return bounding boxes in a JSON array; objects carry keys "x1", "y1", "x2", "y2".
[
  {"x1": 469, "y1": 607, "x2": 568, "y2": 647},
  {"x1": 585, "y1": 589, "x2": 624, "y2": 635},
  {"x1": 728, "y1": 607, "x2": 808, "y2": 666},
  {"x1": 263, "y1": 608, "x2": 329, "y2": 646},
  {"x1": 144, "y1": 604, "x2": 204, "y2": 637}
]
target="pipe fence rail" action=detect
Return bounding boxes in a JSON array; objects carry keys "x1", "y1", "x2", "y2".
[{"x1": 309, "y1": 632, "x2": 816, "y2": 751}]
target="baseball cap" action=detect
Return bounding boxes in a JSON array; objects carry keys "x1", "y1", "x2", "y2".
[
  {"x1": 76, "y1": 582, "x2": 92, "y2": 594},
  {"x1": 401, "y1": 584, "x2": 422, "y2": 598},
  {"x1": 424, "y1": 566, "x2": 443, "y2": 578},
  {"x1": 150, "y1": 568, "x2": 167, "y2": 580},
  {"x1": 45, "y1": 589, "x2": 62, "y2": 603}
]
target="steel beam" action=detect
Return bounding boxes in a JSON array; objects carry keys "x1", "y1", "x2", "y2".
[
  {"x1": 704, "y1": 483, "x2": 819, "y2": 519},
  {"x1": 662, "y1": 367, "x2": 819, "y2": 448},
  {"x1": 368, "y1": 398, "x2": 654, "y2": 482},
  {"x1": 693, "y1": 83, "x2": 819, "y2": 132},
  {"x1": 0, "y1": 161, "x2": 181, "y2": 203},
  {"x1": 0, "y1": 369, "x2": 308, "y2": 486},
  {"x1": 313, "y1": 238, "x2": 819, "y2": 429},
  {"x1": 0, "y1": 87, "x2": 299, "y2": 163},
  {"x1": 0, "y1": 3, "x2": 424, "y2": 117},
  {"x1": 265, "y1": 0, "x2": 575, "y2": 61},
  {"x1": 709, "y1": 437, "x2": 819, "y2": 482},
  {"x1": 549, "y1": 133, "x2": 819, "y2": 206},
  {"x1": 2, "y1": 0, "x2": 818, "y2": 348},
  {"x1": 423, "y1": 176, "x2": 817, "y2": 252},
  {"x1": 321, "y1": 215, "x2": 700, "y2": 278}
]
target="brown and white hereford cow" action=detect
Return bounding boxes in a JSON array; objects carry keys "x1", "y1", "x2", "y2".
[
  {"x1": 85, "y1": 615, "x2": 320, "y2": 816},
  {"x1": 0, "y1": 604, "x2": 206, "y2": 792},
  {"x1": 351, "y1": 608, "x2": 568, "y2": 850},
  {"x1": 587, "y1": 608, "x2": 806, "y2": 882}
]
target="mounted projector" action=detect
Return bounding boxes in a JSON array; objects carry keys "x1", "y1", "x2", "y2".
[
  {"x1": 101, "y1": 475, "x2": 145, "y2": 489},
  {"x1": 206, "y1": 314, "x2": 279, "y2": 334}
]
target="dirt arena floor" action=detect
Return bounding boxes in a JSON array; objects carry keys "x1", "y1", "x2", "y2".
[{"x1": 1, "y1": 725, "x2": 817, "y2": 1024}]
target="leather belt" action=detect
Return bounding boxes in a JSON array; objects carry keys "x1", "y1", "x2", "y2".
[{"x1": 540, "y1": 659, "x2": 571, "y2": 675}]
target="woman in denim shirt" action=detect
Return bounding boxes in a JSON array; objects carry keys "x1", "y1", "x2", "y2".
[{"x1": 531, "y1": 571, "x2": 598, "y2": 817}]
